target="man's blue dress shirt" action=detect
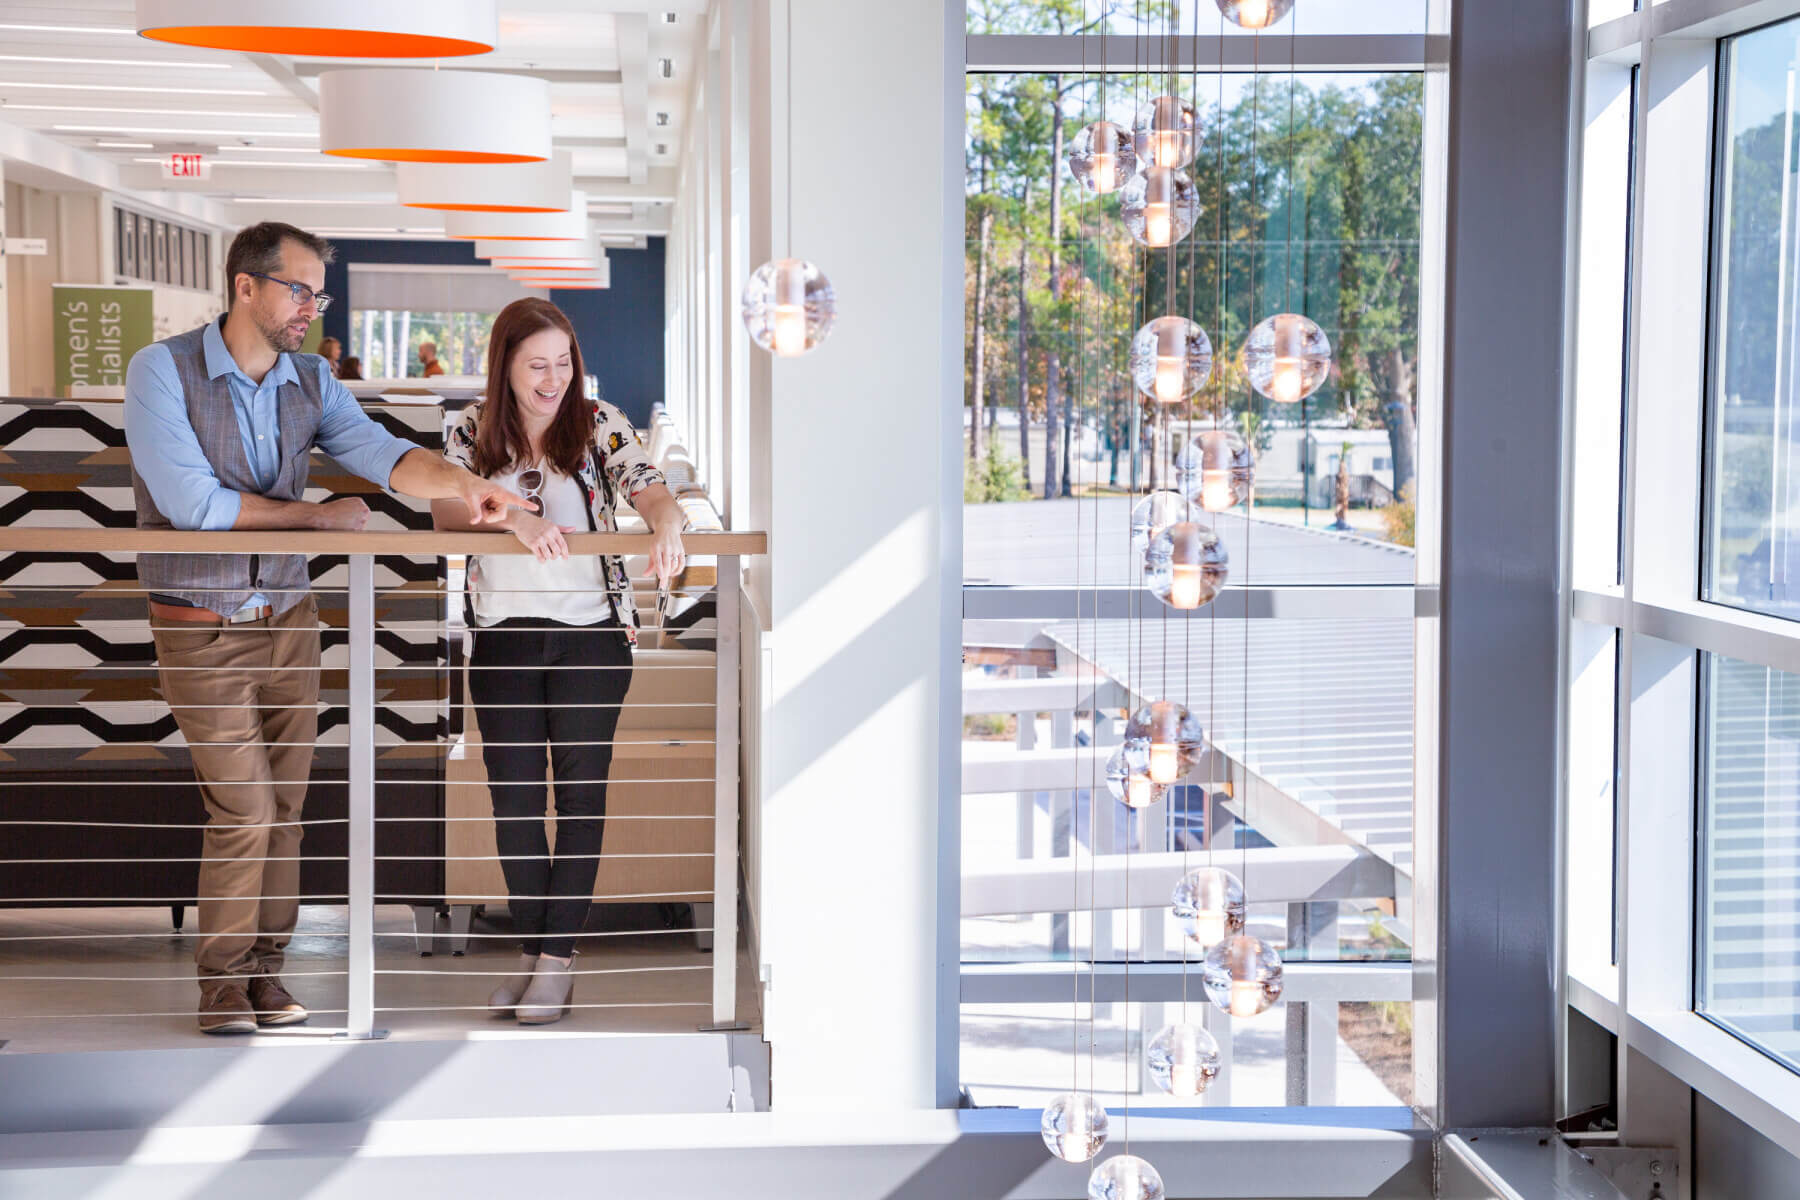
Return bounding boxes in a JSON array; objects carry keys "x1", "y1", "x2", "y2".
[{"x1": 124, "y1": 317, "x2": 414, "y2": 611}]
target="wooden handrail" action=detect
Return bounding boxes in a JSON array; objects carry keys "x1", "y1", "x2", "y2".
[{"x1": 0, "y1": 528, "x2": 767, "y2": 555}]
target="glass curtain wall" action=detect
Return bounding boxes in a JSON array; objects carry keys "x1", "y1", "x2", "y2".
[{"x1": 960, "y1": 0, "x2": 1429, "y2": 1111}]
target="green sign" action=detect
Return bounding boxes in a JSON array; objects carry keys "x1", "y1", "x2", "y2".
[{"x1": 52, "y1": 285, "x2": 154, "y2": 395}]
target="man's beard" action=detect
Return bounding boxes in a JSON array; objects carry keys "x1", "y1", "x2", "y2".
[{"x1": 253, "y1": 303, "x2": 307, "y2": 354}]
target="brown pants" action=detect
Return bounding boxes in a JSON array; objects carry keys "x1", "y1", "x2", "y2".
[{"x1": 152, "y1": 596, "x2": 321, "y2": 986}]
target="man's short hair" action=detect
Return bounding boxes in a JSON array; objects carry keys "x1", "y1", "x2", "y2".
[{"x1": 223, "y1": 222, "x2": 335, "y2": 310}]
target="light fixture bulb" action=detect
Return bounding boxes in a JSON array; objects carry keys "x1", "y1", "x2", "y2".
[
  {"x1": 1242, "y1": 312, "x2": 1331, "y2": 404},
  {"x1": 1202, "y1": 934, "x2": 1284, "y2": 1019},
  {"x1": 1144, "y1": 202, "x2": 1172, "y2": 247},
  {"x1": 1200, "y1": 471, "x2": 1233, "y2": 512},
  {"x1": 1173, "y1": 867, "x2": 1246, "y2": 949},
  {"x1": 1042, "y1": 1091, "x2": 1110, "y2": 1163},
  {"x1": 1131, "y1": 317, "x2": 1212, "y2": 406},
  {"x1": 1087, "y1": 1154, "x2": 1166, "y2": 1200},
  {"x1": 1148, "y1": 741, "x2": 1180, "y2": 784},
  {"x1": 1176, "y1": 429, "x2": 1255, "y2": 512},
  {"x1": 1091, "y1": 151, "x2": 1116, "y2": 192},
  {"x1": 743, "y1": 257, "x2": 835, "y2": 356},
  {"x1": 1146, "y1": 1023, "x2": 1222, "y2": 1098},
  {"x1": 1237, "y1": 0, "x2": 1273, "y2": 27},
  {"x1": 1168, "y1": 564, "x2": 1203, "y2": 610},
  {"x1": 1271, "y1": 359, "x2": 1303, "y2": 404}
]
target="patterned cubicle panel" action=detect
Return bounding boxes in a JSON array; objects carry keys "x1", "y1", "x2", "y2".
[{"x1": 0, "y1": 399, "x2": 451, "y2": 904}]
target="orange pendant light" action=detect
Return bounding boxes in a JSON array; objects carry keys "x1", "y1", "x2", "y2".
[
  {"x1": 321, "y1": 69, "x2": 552, "y2": 164},
  {"x1": 136, "y1": 0, "x2": 498, "y2": 57}
]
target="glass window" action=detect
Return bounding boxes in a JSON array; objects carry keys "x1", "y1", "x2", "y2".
[
  {"x1": 964, "y1": 70, "x2": 1423, "y2": 586},
  {"x1": 348, "y1": 309, "x2": 497, "y2": 379},
  {"x1": 968, "y1": 0, "x2": 1428, "y2": 37},
  {"x1": 1698, "y1": 653, "x2": 1800, "y2": 1072},
  {"x1": 1706, "y1": 17, "x2": 1800, "y2": 619}
]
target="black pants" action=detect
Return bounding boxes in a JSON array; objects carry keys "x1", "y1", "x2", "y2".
[{"x1": 468, "y1": 618, "x2": 633, "y2": 958}]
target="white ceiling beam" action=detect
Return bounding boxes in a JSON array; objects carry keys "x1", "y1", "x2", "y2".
[
  {"x1": 615, "y1": 12, "x2": 649, "y2": 186},
  {"x1": 245, "y1": 54, "x2": 318, "y2": 112}
]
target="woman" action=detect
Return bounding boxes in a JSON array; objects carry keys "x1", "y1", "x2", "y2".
[
  {"x1": 317, "y1": 336, "x2": 342, "y2": 376},
  {"x1": 434, "y1": 297, "x2": 685, "y2": 1025},
  {"x1": 338, "y1": 356, "x2": 364, "y2": 380}
]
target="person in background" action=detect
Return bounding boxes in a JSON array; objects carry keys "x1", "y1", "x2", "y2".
[
  {"x1": 316, "y1": 336, "x2": 342, "y2": 376},
  {"x1": 419, "y1": 341, "x2": 446, "y2": 377},
  {"x1": 338, "y1": 356, "x2": 364, "y2": 380},
  {"x1": 434, "y1": 297, "x2": 685, "y2": 1026},
  {"x1": 124, "y1": 221, "x2": 532, "y2": 1035}
]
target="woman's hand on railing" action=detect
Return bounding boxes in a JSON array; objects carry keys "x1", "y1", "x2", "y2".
[
  {"x1": 509, "y1": 512, "x2": 578, "y2": 562},
  {"x1": 648, "y1": 521, "x2": 686, "y2": 587}
]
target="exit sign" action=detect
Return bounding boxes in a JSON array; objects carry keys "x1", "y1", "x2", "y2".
[{"x1": 162, "y1": 153, "x2": 210, "y2": 180}]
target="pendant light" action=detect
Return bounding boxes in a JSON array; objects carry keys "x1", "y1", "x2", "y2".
[
  {"x1": 1129, "y1": 316, "x2": 1212, "y2": 406},
  {"x1": 1087, "y1": 1154, "x2": 1165, "y2": 1200},
  {"x1": 1118, "y1": 167, "x2": 1199, "y2": 248},
  {"x1": 474, "y1": 237, "x2": 597, "y2": 261},
  {"x1": 744, "y1": 0, "x2": 836, "y2": 356},
  {"x1": 1171, "y1": 866, "x2": 1245, "y2": 949},
  {"x1": 1145, "y1": 1022, "x2": 1221, "y2": 1097},
  {"x1": 321, "y1": 68, "x2": 552, "y2": 163},
  {"x1": 1123, "y1": 700, "x2": 1203, "y2": 786},
  {"x1": 445, "y1": 192, "x2": 589, "y2": 241},
  {"x1": 398, "y1": 151, "x2": 573, "y2": 214},
  {"x1": 1174, "y1": 429, "x2": 1254, "y2": 512},
  {"x1": 1128, "y1": 489, "x2": 1195, "y2": 562},
  {"x1": 1105, "y1": 745, "x2": 1164, "y2": 811},
  {"x1": 1041, "y1": 1091, "x2": 1110, "y2": 1162},
  {"x1": 136, "y1": 0, "x2": 497, "y2": 57},
  {"x1": 1068, "y1": 120, "x2": 1135, "y2": 195},
  {"x1": 1216, "y1": 0, "x2": 1294, "y2": 29},
  {"x1": 492, "y1": 256, "x2": 605, "y2": 270},
  {"x1": 1202, "y1": 933, "x2": 1285, "y2": 1018},
  {"x1": 1243, "y1": 312, "x2": 1331, "y2": 404},
  {"x1": 1132, "y1": 95, "x2": 1198, "y2": 171},
  {"x1": 1144, "y1": 522, "x2": 1227, "y2": 611}
]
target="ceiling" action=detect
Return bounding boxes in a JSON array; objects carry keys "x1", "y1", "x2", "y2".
[{"x1": 0, "y1": 0, "x2": 703, "y2": 246}]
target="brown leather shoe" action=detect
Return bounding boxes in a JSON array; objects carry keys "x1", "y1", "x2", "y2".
[
  {"x1": 248, "y1": 973, "x2": 308, "y2": 1026},
  {"x1": 198, "y1": 984, "x2": 257, "y2": 1035}
]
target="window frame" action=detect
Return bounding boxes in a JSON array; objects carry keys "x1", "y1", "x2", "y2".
[{"x1": 1568, "y1": 0, "x2": 1800, "y2": 1163}]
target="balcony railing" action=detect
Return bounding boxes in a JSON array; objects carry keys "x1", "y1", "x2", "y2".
[{"x1": 0, "y1": 527, "x2": 763, "y2": 1045}]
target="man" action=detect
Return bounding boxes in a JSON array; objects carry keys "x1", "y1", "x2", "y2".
[
  {"x1": 125, "y1": 222, "x2": 531, "y2": 1034},
  {"x1": 418, "y1": 340, "x2": 446, "y2": 377}
]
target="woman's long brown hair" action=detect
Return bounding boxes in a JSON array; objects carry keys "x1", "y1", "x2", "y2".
[{"x1": 472, "y1": 297, "x2": 592, "y2": 479}]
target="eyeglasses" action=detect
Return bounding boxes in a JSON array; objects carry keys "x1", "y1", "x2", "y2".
[
  {"x1": 249, "y1": 271, "x2": 333, "y2": 314},
  {"x1": 518, "y1": 468, "x2": 544, "y2": 513}
]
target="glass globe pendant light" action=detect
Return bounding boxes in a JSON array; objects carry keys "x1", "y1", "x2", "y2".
[
  {"x1": 1088, "y1": 1154, "x2": 1166, "y2": 1200},
  {"x1": 1105, "y1": 744, "x2": 1163, "y2": 811},
  {"x1": 1243, "y1": 313, "x2": 1332, "y2": 404},
  {"x1": 1202, "y1": 934, "x2": 1285, "y2": 1018},
  {"x1": 745, "y1": 0, "x2": 835, "y2": 357},
  {"x1": 1128, "y1": 489, "x2": 1195, "y2": 561},
  {"x1": 1069, "y1": 120, "x2": 1136, "y2": 196},
  {"x1": 1041, "y1": 1091, "x2": 1110, "y2": 1162},
  {"x1": 1120, "y1": 167, "x2": 1199, "y2": 248},
  {"x1": 1145, "y1": 521, "x2": 1228, "y2": 610},
  {"x1": 1130, "y1": 317, "x2": 1213, "y2": 406},
  {"x1": 1175, "y1": 429, "x2": 1254, "y2": 512},
  {"x1": 1146, "y1": 1022, "x2": 1222, "y2": 1097},
  {"x1": 1216, "y1": 0, "x2": 1295, "y2": 29},
  {"x1": 743, "y1": 259, "x2": 836, "y2": 357},
  {"x1": 1132, "y1": 95, "x2": 1198, "y2": 171},
  {"x1": 1124, "y1": 700, "x2": 1204, "y2": 786},
  {"x1": 1171, "y1": 866, "x2": 1246, "y2": 949}
]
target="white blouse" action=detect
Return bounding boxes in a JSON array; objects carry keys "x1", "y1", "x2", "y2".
[{"x1": 469, "y1": 463, "x2": 615, "y2": 628}]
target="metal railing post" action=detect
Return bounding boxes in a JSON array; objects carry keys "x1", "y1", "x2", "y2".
[
  {"x1": 704, "y1": 555, "x2": 748, "y2": 1030},
  {"x1": 343, "y1": 553, "x2": 383, "y2": 1039}
]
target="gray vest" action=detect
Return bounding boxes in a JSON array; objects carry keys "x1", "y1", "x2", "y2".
[{"x1": 131, "y1": 321, "x2": 323, "y2": 616}]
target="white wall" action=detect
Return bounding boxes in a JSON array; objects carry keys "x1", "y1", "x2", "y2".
[{"x1": 667, "y1": 0, "x2": 953, "y2": 1112}]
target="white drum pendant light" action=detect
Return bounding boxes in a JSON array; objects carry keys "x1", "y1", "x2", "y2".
[
  {"x1": 137, "y1": 0, "x2": 497, "y2": 57},
  {"x1": 492, "y1": 256, "x2": 604, "y2": 271},
  {"x1": 321, "y1": 69, "x2": 552, "y2": 163},
  {"x1": 507, "y1": 260, "x2": 610, "y2": 288},
  {"x1": 446, "y1": 191, "x2": 589, "y2": 241},
  {"x1": 475, "y1": 238, "x2": 598, "y2": 261},
  {"x1": 398, "y1": 151, "x2": 573, "y2": 214}
]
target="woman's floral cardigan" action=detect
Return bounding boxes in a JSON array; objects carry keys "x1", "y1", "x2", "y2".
[{"x1": 445, "y1": 398, "x2": 668, "y2": 646}]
